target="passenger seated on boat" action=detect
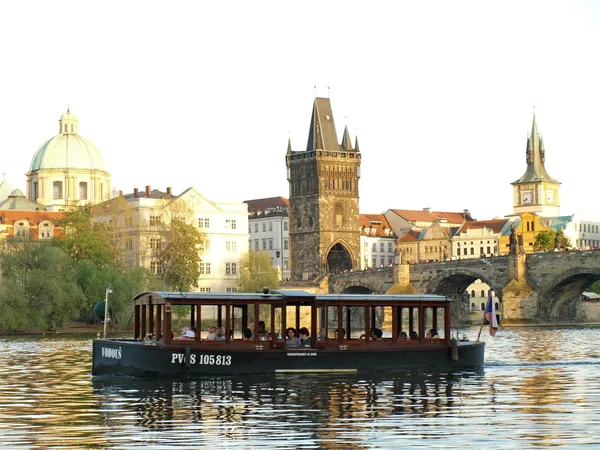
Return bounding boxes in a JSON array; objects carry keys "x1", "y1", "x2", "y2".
[
  {"x1": 179, "y1": 327, "x2": 196, "y2": 340},
  {"x1": 334, "y1": 328, "x2": 346, "y2": 340},
  {"x1": 286, "y1": 327, "x2": 301, "y2": 348},
  {"x1": 371, "y1": 328, "x2": 383, "y2": 340},
  {"x1": 317, "y1": 328, "x2": 327, "y2": 340},
  {"x1": 242, "y1": 328, "x2": 253, "y2": 341},
  {"x1": 299, "y1": 327, "x2": 312, "y2": 347},
  {"x1": 425, "y1": 328, "x2": 440, "y2": 341},
  {"x1": 257, "y1": 321, "x2": 271, "y2": 340},
  {"x1": 409, "y1": 330, "x2": 419, "y2": 341},
  {"x1": 205, "y1": 327, "x2": 217, "y2": 341},
  {"x1": 217, "y1": 327, "x2": 226, "y2": 341},
  {"x1": 398, "y1": 331, "x2": 408, "y2": 340}
]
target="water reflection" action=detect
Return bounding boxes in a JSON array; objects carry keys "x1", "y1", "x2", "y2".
[{"x1": 92, "y1": 369, "x2": 484, "y2": 448}]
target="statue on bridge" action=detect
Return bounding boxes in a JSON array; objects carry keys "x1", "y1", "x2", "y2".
[{"x1": 510, "y1": 225, "x2": 525, "y2": 255}]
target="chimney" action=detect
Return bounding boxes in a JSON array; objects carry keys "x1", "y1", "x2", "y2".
[
  {"x1": 166, "y1": 187, "x2": 172, "y2": 196},
  {"x1": 145, "y1": 185, "x2": 151, "y2": 196},
  {"x1": 423, "y1": 207, "x2": 431, "y2": 212},
  {"x1": 134, "y1": 188, "x2": 139, "y2": 197}
]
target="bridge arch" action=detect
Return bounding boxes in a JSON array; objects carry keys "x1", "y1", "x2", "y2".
[
  {"x1": 325, "y1": 239, "x2": 355, "y2": 274},
  {"x1": 424, "y1": 268, "x2": 503, "y2": 300},
  {"x1": 537, "y1": 267, "x2": 600, "y2": 320},
  {"x1": 340, "y1": 285, "x2": 375, "y2": 294}
]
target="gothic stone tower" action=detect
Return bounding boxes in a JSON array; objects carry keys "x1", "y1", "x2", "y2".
[
  {"x1": 286, "y1": 97, "x2": 361, "y2": 281},
  {"x1": 511, "y1": 113, "x2": 561, "y2": 217}
]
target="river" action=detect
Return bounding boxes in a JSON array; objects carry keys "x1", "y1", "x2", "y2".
[{"x1": 1, "y1": 327, "x2": 600, "y2": 449}]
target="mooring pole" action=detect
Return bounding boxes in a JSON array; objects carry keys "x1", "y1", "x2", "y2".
[{"x1": 103, "y1": 284, "x2": 113, "y2": 339}]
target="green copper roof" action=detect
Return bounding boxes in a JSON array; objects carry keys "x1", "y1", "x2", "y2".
[{"x1": 0, "y1": 189, "x2": 46, "y2": 211}]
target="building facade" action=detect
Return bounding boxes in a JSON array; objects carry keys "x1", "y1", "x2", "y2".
[
  {"x1": 286, "y1": 97, "x2": 361, "y2": 280},
  {"x1": 26, "y1": 109, "x2": 111, "y2": 212},
  {"x1": 0, "y1": 189, "x2": 63, "y2": 242},
  {"x1": 452, "y1": 219, "x2": 514, "y2": 259},
  {"x1": 92, "y1": 186, "x2": 248, "y2": 292},
  {"x1": 245, "y1": 196, "x2": 290, "y2": 280},
  {"x1": 359, "y1": 214, "x2": 396, "y2": 269},
  {"x1": 511, "y1": 114, "x2": 560, "y2": 217}
]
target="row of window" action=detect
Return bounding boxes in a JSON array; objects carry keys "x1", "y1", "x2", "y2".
[
  {"x1": 367, "y1": 242, "x2": 394, "y2": 253},
  {"x1": 11, "y1": 221, "x2": 54, "y2": 240},
  {"x1": 470, "y1": 290, "x2": 496, "y2": 298},
  {"x1": 46, "y1": 181, "x2": 96, "y2": 200},
  {"x1": 197, "y1": 218, "x2": 238, "y2": 230},
  {"x1": 575, "y1": 223, "x2": 599, "y2": 234},
  {"x1": 457, "y1": 247, "x2": 495, "y2": 256},
  {"x1": 576, "y1": 239, "x2": 600, "y2": 248},
  {"x1": 366, "y1": 257, "x2": 394, "y2": 268},
  {"x1": 252, "y1": 238, "x2": 289, "y2": 251},
  {"x1": 151, "y1": 261, "x2": 239, "y2": 276},
  {"x1": 249, "y1": 221, "x2": 289, "y2": 233}
]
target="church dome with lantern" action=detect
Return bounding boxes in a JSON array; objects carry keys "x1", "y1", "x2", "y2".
[{"x1": 26, "y1": 109, "x2": 111, "y2": 211}]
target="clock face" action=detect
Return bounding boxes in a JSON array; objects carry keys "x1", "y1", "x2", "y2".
[
  {"x1": 546, "y1": 191, "x2": 554, "y2": 203},
  {"x1": 522, "y1": 191, "x2": 533, "y2": 204}
]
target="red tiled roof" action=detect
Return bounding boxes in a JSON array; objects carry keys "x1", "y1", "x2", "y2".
[
  {"x1": 244, "y1": 196, "x2": 289, "y2": 212},
  {"x1": 397, "y1": 228, "x2": 422, "y2": 242},
  {"x1": 389, "y1": 209, "x2": 473, "y2": 224},
  {"x1": 457, "y1": 219, "x2": 509, "y2": 234},
  {"x1": 0, "y1": 210, "x2": 64, "y2": 224},
  {"x1": 360, "y1": 214, "x2": 395, "y2": 237}
]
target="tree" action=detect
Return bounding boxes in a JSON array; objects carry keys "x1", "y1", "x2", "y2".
[
  {"x1": 555, "y1": 229, "x2": 571, "y2": 250},
  {"x1": 157, "y1": 218, "x2": 204, "y2": 291},
  {"x1": 237, "y1": 251, "x2": 280, "y2": 293},
  {"x1": 533, "y1": 229, "x2": 555, "y2": 252},
  {"x1": 56, "y1": 206, "x2": 115, "y2": 267},
  {"x1": 0, "y1": 243, "x2": 86, "y2": 331}
]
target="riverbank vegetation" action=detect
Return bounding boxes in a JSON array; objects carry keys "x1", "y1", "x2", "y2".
[{"x1": 0, "y1": 206, "x2": 203, "y2": 333}]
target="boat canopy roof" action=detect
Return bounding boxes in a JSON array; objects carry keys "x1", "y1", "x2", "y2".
[{"x1": 132, "y1": 290, "x2": 451, "y2": 305}]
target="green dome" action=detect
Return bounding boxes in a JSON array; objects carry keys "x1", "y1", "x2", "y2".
[{"x1": 29, "y1": 110, "x2": 107, "y2": 172}]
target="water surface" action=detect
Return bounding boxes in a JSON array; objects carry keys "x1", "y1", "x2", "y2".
[{"x1": 1, "y1": 327, "x2": 600, "y2": 448}]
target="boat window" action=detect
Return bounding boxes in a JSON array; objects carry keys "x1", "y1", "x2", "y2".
[
  {"x1": 316, "y1": 306, "x2": 327, "y2": 339},
  {"x1": 370, "y1": 306, "x2": 393, "y2": 339},
  {"x1": 423, "y1": 306, "x2": 445, "y2": 341},
  {"x1": 342, "y1": 306, "x2": 366, "y2": 339},
  {"x1": 286, "y1": 304, "x2": 311, "y2": 332},
  {"x1": 326, "y1": 306, "x2": 340, "y2": 339},
  {"x1": 272, "y1": 305, "x2": 285, "y2": 341},
  {"x1": 398, "y1": 306, "x2": 420, "y2": 341},
  {"x1": 258, "y1": 304, "x2": 272, "y2": 340},
  {"x1": 231, "y1": 304, "x2": 255, "y2": 341},
  {"x1": 200, "y1": 305, "x2": 224, "y2": 340}
]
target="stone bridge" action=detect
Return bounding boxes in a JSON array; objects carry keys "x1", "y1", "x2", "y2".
[{"x1": 329, "y1": 250, "x2": 600, "y2": 323}]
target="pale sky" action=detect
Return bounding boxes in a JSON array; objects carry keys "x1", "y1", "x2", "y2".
[{"x1": 1, "y1": 1, "x2": 599, "y2": 220}]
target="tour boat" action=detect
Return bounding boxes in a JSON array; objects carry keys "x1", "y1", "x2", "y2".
[{"x1": 92, "y1": 290, "x2": 485, "y2": 377}]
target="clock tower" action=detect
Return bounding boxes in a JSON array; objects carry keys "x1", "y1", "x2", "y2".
[{"x1": 511, "y1": 113, "x2": 560, "y2": 217}]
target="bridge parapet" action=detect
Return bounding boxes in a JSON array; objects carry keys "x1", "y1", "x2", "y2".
[{"x1": 327, "y1": 251, "x2": 600, "y2": 322}]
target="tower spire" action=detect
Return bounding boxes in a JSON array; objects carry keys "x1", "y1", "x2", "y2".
[
  {"x1": 512, "y1": 112, "x2": 558, "y2": 184},
  {"x1": 341, "y1": 124, "x2": 353, "y2": 150}
]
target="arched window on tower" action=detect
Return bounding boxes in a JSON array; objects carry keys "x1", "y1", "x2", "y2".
[
  {"x1": 53, "y1": 181, "x2": 63, "y2": 199},
  {"x1": 71, "y1": 124, "x2": 74, "y2": 132},
  {"x1": 79, "y1": 182, "x2": 88, "y2": 200},
  {"x1": 335, "y1": 203, "x2": 343, "y2": 227},
  {"x1": 64, "y1": 124, "x2": 67, "y2": 133}
]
